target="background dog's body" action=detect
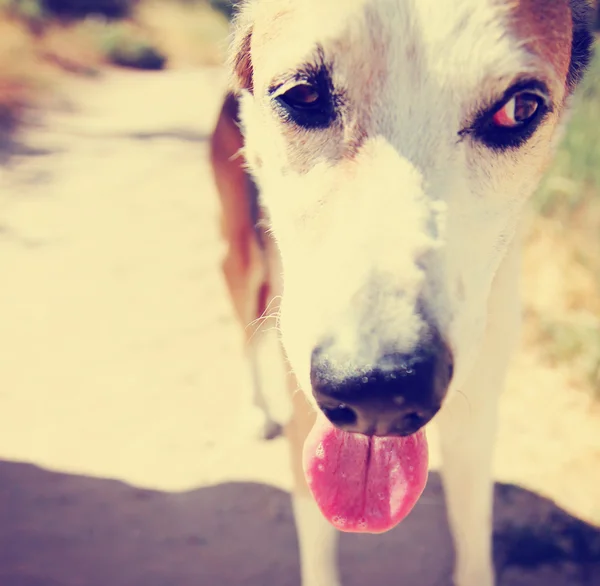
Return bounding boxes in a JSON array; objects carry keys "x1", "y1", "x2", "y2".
[
  {"x1": 210, "y1": 1, "x2": 594, "y2": 585},
  {"x1": 210, "y1": 91, "x2": 294, "y2": 440}
]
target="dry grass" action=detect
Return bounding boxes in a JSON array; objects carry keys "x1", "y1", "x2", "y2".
[
  {"x1": 523, "y1": 214, "x2": 600, "y2": 395},
  {"x1": 0, "y1": 1, "x2": 229, "y2": 136},
  {"x1": 41, "y1": 21, "x2": 113, "y2": 73},
  {"x1": 136, "y1": 0, "x2": 230, "y2": 68},
  {"x1": 524, "y1": 46, "x2": 600, "y2": 397},
  {"x1": 0, "y1": 16, "x2": 115, "y2": 134},
  {"x1": 0, "y1": 19, "x2": 52, "y2": 132},
  {"x1": 41, "y1": 17, "x2": 168, "y2": 73}
]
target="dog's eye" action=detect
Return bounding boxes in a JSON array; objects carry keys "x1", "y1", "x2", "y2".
[
  {"x1": 491, "y1": 92, "x2": 543, "y2": 129},
  {"x1": 464, "y1": 81, "x2": 551, "y2": 150},
  {"x1": 279, "y1": 83, "x2": 321, "y2": 109},
  {"x1": 272, "y1": 72, "x2": 336, "y2": 130}
]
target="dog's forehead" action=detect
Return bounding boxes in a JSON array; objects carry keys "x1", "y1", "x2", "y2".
[
  {"x1": 510, "y1": 0, "x2": 573, "y2": 81},
  {"x1": 250, "y1": 0, "x2": 573, "y2": 96}
]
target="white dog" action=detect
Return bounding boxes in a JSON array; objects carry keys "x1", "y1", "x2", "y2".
[{"x1": 209, "y1": 1, "x2": 594, "y2": 585}]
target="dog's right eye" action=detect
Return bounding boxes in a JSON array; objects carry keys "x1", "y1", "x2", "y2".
[
  {"x1": 272, "y1": 75, "x2": 336, "y2": 130},
  {"x1": 279, "y1": 83, "x2": 321, "y2": 108},
  {"x1": 462, "y1": 79, "x2": 552, "y2": 151}
]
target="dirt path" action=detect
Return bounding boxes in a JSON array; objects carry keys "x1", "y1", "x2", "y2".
[{"x1": 0, "y1": 68, "x2": 599, "y2": 586}]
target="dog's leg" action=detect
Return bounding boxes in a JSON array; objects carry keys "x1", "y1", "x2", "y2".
[
  {"x1": 436, "y1": 377, "x2": 500, "y2": 586},
  {"x1": 241, "y1": 229, "x2": 294, "y2": 438},
  {"x1": 210, "y1": 93, "x2": 289, "y2": 440},
  {"x1": 223, "y1": 247, "x2": 284, "y2": 440},
  {"x1": 287, "y1": 389, "x2": 341, "y2": 586},
  {"x1": 244, "y1": 330, "x2": 284, "y2": 440},
  {"x1": 436, "y1": 236, "x2": 521, "y2": 586},
  {"x1": 244, "y1": 290, "x2": 293, "y2": 439}
]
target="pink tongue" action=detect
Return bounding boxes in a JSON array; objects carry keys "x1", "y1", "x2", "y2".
[{"x1": 302, "y1": 412, "x2": 428, "y2": 534}]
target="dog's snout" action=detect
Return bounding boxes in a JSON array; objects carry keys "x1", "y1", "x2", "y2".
[{"x1": 310, "y1": 335, "x2": 453, "y2": 437}]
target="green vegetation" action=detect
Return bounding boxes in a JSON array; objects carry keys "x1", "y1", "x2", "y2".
[
  {"x1": 528, "y1": 47, "x2": 600, "y2": 396},
  {"x1": 86, "y1": 19, "x2": 167, "y2": 70},
  {"x1": 535, "y1": 53, "x2": 600, "y2": 216}
]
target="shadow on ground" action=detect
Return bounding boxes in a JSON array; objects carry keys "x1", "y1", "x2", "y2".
[
  {"x1": 0, "y1": 136, "x2": 59, "y2": 166},
  {"x1": 0, "y1": 460, "x2": 598, "y2": 586}
]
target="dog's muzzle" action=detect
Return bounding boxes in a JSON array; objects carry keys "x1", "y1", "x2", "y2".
[{"x1": 310, "y1": 327, "x2": 453, "y2": 437}]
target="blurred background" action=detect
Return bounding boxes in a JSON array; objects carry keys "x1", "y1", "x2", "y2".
[{"x1": 0, "y1": 1, "x2": 599, "y2": 585}]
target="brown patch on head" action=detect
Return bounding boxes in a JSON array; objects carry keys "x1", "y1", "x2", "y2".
[
  {"x1": 229, "y1": 7, "x2": 254, "y2": 93},
  {"x1": 508, "y1": 0, "x2": 573, "y2": 85},
  {"x1": 233, "y1": 31, "x2": 253, "y2": 93},
  {"x1": 508, "y1": 0, "x2": 594, "y2": 96}
]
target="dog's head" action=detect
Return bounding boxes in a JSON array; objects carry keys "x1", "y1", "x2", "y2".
[{"x1": 229, "y1": 0, "x2": 593, "y2": 434}]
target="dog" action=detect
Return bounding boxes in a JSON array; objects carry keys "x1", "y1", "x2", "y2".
[{"x1": 209, "y1": 1, "x2": 594, "y2": 585}]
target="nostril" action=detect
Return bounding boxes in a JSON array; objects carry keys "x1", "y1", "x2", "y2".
[
  {"x1": 394, "y1": 410, "x2": 429, "y2": 435},
  {"x1": 405, "y1": 410, "x2": 425, "y2": 426},
  {"x1": 321, "y1": 404, "x2": 357, "y2": 428}
]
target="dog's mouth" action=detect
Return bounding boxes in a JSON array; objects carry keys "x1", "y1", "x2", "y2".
[
  {"x1": 302, "y1": 332, "x2": 450, "y2": 533},
  {"x1": 302, "y1": 412, "x2": 428, "y2": 534}
]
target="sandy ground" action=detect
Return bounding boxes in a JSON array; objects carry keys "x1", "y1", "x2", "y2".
[{"x1": 0, "y1": 68, "x2": 599, "y2": 586}]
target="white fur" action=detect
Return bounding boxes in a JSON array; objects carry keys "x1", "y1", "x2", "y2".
[
  {"x1": 292, "y1": 493, "x2": 341, "y2": 586},
  {"x1": 238, "y1": 0, "x2": 565, "y2": 397},
  {"x1": 230, "y1": 1, "x2": 576, "y2": 585}
]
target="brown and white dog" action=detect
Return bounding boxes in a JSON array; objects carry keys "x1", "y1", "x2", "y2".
[{"x1": 209, "y1": 1, "x2": 594, "y2": 585}]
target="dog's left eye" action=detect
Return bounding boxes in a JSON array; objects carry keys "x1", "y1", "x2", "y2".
[
  {"x1": 272, "y1": 76, "x2": 336, "y2": 130},
  {"x1": 464, "y1": 81, "x2": 551, "y2": 150},
  {"x1": 279, "y1": 83, "x2": 321, "y2": 109},
  {"x1": 491, "y1": 92, "x2": 543, "y2": 129}
]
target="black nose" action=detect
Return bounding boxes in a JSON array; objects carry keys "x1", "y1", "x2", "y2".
[{"x1": 310, "y1": 333, "x2": 453, "y2": 437}]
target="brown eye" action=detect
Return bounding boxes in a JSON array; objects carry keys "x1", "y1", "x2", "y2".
[
  {"x1": 280, "y1": 83, "x2": 320, "y2": 107},
  {"x1": 492, "y1": 92, "x2": 542, "y2": 128},
  {"x1": 272, "y1": 67, "x2": 337, "y2": 130},
  {"x1": 466, "y1": 80, "x2": 551, "y2": 150}
]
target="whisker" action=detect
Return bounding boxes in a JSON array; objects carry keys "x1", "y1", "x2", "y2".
[
  {"x1": 245, "y1": 294, "x2": 282, "y2": 330},
  {"x1": 247, "y1": 323, "x2": 282, "y2": 344},
  {"x1": 456, "y1": 388, "x2": 472, "y2": 418}
]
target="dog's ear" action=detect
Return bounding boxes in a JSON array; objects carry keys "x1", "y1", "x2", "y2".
[
  {"x1": 228, "y1": 3, "x2": 254, "y2": 94},
  {"x1": 567, "y1": 0, "x2": 595, "y2": 91}
]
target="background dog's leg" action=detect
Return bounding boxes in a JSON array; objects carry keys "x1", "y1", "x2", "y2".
[
  {"x1": 244, "y1": 332, "x2": 282, "y2": 440},
  {"x1": 225, "y1": 258, "x2": 284, "y2": 440},
  {"x1": 210, "y1": 92, "x2": 292, "y2": 440},
  {"x1": 436, "y1": 235, "x2": 522, "y2": 586},
  {"x1": 242, "y1": 232, "x2": 294, "y2": 438},
  {"x1": 287, "y1": 389, "x2": 341, "y2": 586},
  {"x1": 245, "y1": 300, "x2": 293, "y2": 438},
  {"x1": 211, "y1": 92, "x2": 281, "y2": 440}
]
